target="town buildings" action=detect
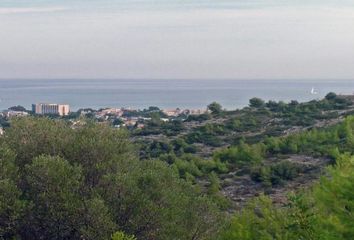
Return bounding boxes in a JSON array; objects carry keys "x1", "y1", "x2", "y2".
[
  {"x1": 163, "y1": 108, "x2": 208, "y2": 117},
  {"x1": 2, "y1": 110, "x2": 29, "y2": 118},
  {"x1": 187, "y1": 109, "x2": 209, "y2": 115},
  {"x1": 32, "y1": 103, "x2": 70, "y2": 116},
  {"x1": 163, "y1": 108, "x2": 183, "y2": 117}
]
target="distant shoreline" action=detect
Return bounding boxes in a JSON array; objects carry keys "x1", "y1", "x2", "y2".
[{"x1": 1, "y1": 79, "x2": 354, "y2": 111}]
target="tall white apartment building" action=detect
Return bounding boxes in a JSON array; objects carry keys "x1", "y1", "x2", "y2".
[{"x1": 32, "y1": 103, "x2": 70, "y2": 116}]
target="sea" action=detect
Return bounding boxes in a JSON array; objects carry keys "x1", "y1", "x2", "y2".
[{"x1": 1, "y1": 79, "x2": 354, "y2": 111}]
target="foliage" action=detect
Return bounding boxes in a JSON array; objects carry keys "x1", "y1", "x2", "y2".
[
  {"x1": 312, "y1": 154, "x2": 354, "y2": 239},
  {"x1": 207, "y1": 102, "x2": 223, "y2": 115},
  {"x1": 325, "y1": 92, "x2": 337, "y2": 100},
  {"x1": 251, "y1": 161, "x2": 300, "y2": 186},
  {"x1": 0, "y1": 117, "x2": 223, "y2": 240},
  {"x1": 99, "y1": 160, "x2": 223, "y2": 240},
  {"x1": 22, "y1": 155, "x2": 86, "y2": 239},
  {"x1": 249, "y1": 97, "x2": 265, "y2": 108},
  {"x1": 185, "y1": 113, "x2": 211, "y2": 122},
  {"x1": 112, "y1": 231, "x2": 137, "y2": 240},
  {"x1": 2, "y1": 94, "x2": 354, "y2": 239},
  {"x1": 185, "y1": 123, "x2": 227, "y2": 147},
  {"x1": 8, "y1": 105, "x2": 27, "y2": 112},
  {"x1": 220, "y1": 154, "x2": 354, "y2": 240},
  {"x1": 0, "y1": 179, "x2": 25, "y2": 239},
  {"x1": 170, "y1": 154, "x2": 228, "y2": 180},
  {"x1": 220, "y1": 195, "x2": 289, "y2": 240},
  {"x1": 213, "y1": 142, "x2": 265, "y2": 166}
]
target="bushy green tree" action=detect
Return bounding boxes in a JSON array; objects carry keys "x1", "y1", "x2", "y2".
[
  {"x1": 313, "y1": 154, "x2": 354, "y2": 239},
  {"x1": 0, "y1": 146, "x2": 25, "y2": 239},
  {"x1": 249, "y1": 97, "x2": 265, "y2": 108},
  {"x1": 214, "y1": 142, "x2": 264, "y2": 166},
  {"x1": 325, "y1": 92, "x2": 337, "y2": 100},
  {"x1": 112, "y1": 231, "x2": 137, "y2": 240},
  {"x1": 22, "y1": 155, "x2": 85, "y2": 239},
  {"x1": 2, "y1": 117, "x2": 72, "y2": 168},
  {"x1": 65, "y1": 122, "x2": 133, "y2": 187},
  {"x1": 0, "y1": 179, "x2": 25, "y2": 239},
  {"x1": 220, "y1": 195, "x2": 289, "y2": 240},
  {"x1": 80, "y1": 197, "x2": 116, "y2": 240},
  {"x1": 0, "y1": 147, "x2": 18, "y2": 181},
  {"x1": 207, "y1": 102, "x2": 222, "y2": 115},
  {"x1": 0, "y1": 117, "x2": 224, "y2": 240},
  {"x1": 99, "y1": 160, "x2": 222, "y2": 240},
  {"x1": 221, "y1": 154, "x2": 354, "y2": 240}
]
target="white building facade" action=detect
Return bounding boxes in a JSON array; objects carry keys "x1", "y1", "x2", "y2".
[{"x1": 32, "y1": 103, "x2": 70, "y2": 116}]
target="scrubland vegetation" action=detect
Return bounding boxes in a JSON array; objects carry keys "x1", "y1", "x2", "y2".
[
  {"x1": 1, "y1": 93, "x2": 353, "y2": 239},
  {"x1": 0, "y1": 118, "x2": 222, "y2": 240}
]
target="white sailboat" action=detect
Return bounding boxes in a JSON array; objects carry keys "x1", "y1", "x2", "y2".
[{"x1": 311, "y1": 87, "x2": 318, "y2": 95}]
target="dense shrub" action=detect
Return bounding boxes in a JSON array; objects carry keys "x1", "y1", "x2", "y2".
[
  {"x1": 251, "y1": 161, "x2": 300, "y2": 186},
  {"x1": 221, "y1": 154, "x2": 354, "y2": 240},
  {"x1": 0, "y1": 117, "x2": 223, "y2": 240},
  {"x1": 213, "y1": 143, "x2": 265, "y2": 166}
]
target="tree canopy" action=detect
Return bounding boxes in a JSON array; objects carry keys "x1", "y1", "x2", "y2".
[
  {"x1": 0, "y1": 117, "x2": 223, "y2": 240},
  {"x1": 207, "y1": 102, "x2": 223, "y2": 115}
]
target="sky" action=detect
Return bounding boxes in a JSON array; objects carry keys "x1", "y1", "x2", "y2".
[{"x1": 1, "y1": 0, "x2": 354, "y2": 80}]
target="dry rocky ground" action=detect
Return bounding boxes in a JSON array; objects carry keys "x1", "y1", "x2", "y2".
[
  {"x1": 135, "y1": 97, "x2": 354, "y2": 207},
  {"x1": 220, "y1": 155, "x2": 331, "y2": 209}
]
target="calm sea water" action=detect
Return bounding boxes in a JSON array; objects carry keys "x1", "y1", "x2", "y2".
[{"x1": 0, "y1": 79, "x2": 354, "y2": 111}]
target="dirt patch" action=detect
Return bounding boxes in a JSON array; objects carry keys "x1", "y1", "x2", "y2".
[{"x1": 221, "y1": 155, "x2": 331, "y2": 209}]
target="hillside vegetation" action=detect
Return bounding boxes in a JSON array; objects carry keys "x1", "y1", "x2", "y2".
[
  {"x1": 0, "y1": 118, "x2": 222, "y2": 240},
  {"x1": 0, "y1": 94, "x2": 354, "y2": 239}
]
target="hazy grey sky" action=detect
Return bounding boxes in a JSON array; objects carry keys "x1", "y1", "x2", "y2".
[{"x1": 1, "y1": 1, "x2": 354, "y2": 79}]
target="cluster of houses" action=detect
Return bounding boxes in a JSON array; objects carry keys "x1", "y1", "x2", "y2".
[
  {"x1": 89, "y1": 108, "x2": 148, "y2": 128},
  {"x1": 162, "y1": 108, "x2": 207, "y2": 117},
  {"x1": 0, "y1": 103, "x2": 209, "y2": 132},
  {"x1": 1, "y1": 110, "x2": 29, "y2": 118},
  {"x1": 83, "y1": 107, "x2": 208, "y2": 128}
]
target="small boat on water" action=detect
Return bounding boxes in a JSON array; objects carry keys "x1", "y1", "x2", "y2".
[{"x1": 311, "y1": 87, "x2": 318, "y2": 95}]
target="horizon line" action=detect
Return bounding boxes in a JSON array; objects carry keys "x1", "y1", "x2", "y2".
[{"x1": 1, "y1": 78, "x2": 354, "y2": 81}]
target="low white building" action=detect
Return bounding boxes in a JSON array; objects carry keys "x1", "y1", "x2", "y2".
[
  {"x1": 98, "y1": 108, "x2": 124, "y2": 117},
  {"x1": 187, "y1": 109, "x2": 209, "y2": 115},
  {"x1": 3, "y1": 110, "x2": 29, "y2": 118},
  {"x1": 163, "y1": 108, "x2": 182, "y2": 117}
]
